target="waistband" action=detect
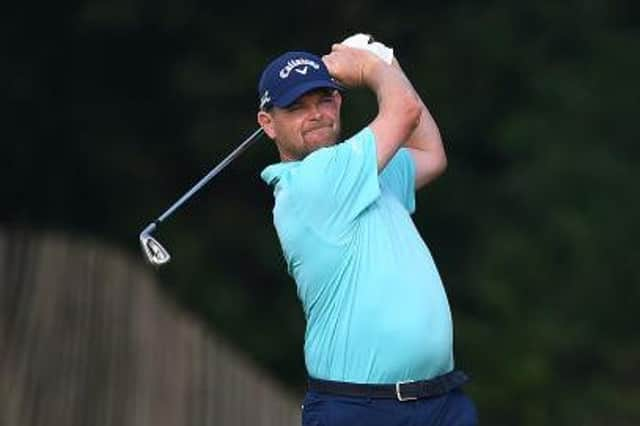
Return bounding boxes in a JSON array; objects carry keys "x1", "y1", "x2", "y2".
[{"x1": 307, "y1": 370, "x2": 470, "y2": 402}]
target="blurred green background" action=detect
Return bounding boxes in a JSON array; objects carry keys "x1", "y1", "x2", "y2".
[{"x1": 2, "y1": 1, "x2": 638, "y2": 424}]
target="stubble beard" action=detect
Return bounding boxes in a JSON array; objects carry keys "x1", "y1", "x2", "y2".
[
  {"x1": 278, "y1": 120, "x2": 342, "y2": 162},
  {"x1": 300, "y1": 121, "x2": 341, "y2": 158}
]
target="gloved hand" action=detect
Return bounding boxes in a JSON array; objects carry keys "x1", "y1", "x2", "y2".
[{"x1": 341, "y1": 33, "x2": 394, "y2": 65}]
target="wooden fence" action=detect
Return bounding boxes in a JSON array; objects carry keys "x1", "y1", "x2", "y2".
[{"x1": 0, "y1": 228, "x2": 301, "y2": 426}]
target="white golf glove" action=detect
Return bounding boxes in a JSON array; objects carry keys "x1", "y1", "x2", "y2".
[{"x1": 341, "y1": 33, "x2": 394, "y2": 64}]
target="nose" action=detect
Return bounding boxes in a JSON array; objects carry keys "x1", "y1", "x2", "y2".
[{"x1": 308, "y1": 103, "x2": 323, "y2": 120}]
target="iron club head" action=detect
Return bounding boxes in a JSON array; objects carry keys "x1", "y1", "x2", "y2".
[{"x1": 139, "y1": 224, "x2": 171, "y2": 266}]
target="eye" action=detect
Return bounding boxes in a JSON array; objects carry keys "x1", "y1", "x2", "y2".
[{"x1": 320, "y1": 95, "x2": 334, "y2": 104}]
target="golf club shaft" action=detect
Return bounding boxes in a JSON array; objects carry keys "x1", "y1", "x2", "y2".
[{"x1": 150, "y1": 127, "x2": 264, "y2": 230}]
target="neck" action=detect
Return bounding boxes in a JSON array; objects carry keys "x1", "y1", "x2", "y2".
[{"x1": 277, "y1": 146, "x2": 301, "y2": 162}]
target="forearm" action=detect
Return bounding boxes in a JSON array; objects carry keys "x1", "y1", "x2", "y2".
[
  {"x1": 391, "y1": 58, "x2": 447, "y2": 187},
  {"x1": 391, "y1": 58, "x2": 444, "y2": 154},
  {"x1": 365, "y1": 60, "x2": 421, "y2": 132},
  {"x1": 364, "y1": 59, "x2": 422, "y2": 170}
]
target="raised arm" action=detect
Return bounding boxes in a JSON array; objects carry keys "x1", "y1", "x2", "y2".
[
  {"x1": 392, "y1": 58, "x2": 447, "y2": 189},
  {"x1": 322, "y1": 44, "x2": 422, "y2": 172}
]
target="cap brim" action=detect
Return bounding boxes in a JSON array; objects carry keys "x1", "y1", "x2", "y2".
[{"x1": 273, "y1": 80, "x2": 345, "y2": 108}]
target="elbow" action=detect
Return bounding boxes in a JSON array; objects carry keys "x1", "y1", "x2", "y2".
[
  {"x1": 437, "y1": 153, "x2": 448, "y2": 176},
  {"x1": 407, "y1": 94, "x2": 422, "y2": 132},
  {"x1": 433, "y1": 143, "x2": 448, "y2": 178}
]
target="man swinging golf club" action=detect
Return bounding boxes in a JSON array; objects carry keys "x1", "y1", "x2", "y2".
[{"x1": 258, "y1": 35, "x2": 478, "y2": 425}]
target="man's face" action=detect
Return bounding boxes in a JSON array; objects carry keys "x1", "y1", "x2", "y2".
[{"x1": 258, "y1": 89, "x2": 342, "y2": 161}]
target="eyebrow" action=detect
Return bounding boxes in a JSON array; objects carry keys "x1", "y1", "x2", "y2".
[
  {"x1": 315, "y1": 88, "x2": 334, "y2": 96},
  {"x1": 283, "y1": 89, "x2": 335, "y2": 111}
]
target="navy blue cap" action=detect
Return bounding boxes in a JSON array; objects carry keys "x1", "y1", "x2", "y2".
[{"x1": 258, "y1": 51, "x2": 343, "y2": 110}]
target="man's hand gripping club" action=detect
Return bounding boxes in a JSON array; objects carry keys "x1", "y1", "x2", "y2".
[{"x1": 321, "y1": 43, "x2": 422, "y2": 172}]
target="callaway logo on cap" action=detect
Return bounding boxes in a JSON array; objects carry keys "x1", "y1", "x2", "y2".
[{"x1": 258, "y1": 51, "x2": 343, "y2": 110}]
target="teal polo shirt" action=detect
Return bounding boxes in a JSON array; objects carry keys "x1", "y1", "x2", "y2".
[{"x1": 261, "y1": 127, "x2": 453, "y2": 383}]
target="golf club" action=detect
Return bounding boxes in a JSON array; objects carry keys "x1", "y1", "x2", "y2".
[{"x1": 139, "y1": 127, "x2": 265, "y2": 266}]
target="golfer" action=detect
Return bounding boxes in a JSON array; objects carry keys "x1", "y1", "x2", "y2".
[{"x1": 258, "y1": 40, "x2": 477, "y2": 425}]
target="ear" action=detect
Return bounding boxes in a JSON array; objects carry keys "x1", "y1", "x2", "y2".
[
  {"x1": 333, "y1": 90, "x2": 343, "y2": 110},
  {"x1": 257, "y1": 111, "x2": 276, "y2": 139}
]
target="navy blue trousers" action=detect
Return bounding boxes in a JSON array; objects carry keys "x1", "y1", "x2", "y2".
[{"x1": 301, "y1": 388, "x2": 477, "y2": 426}]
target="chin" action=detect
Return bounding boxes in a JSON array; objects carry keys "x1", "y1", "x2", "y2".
[
  {"x1": 300, "y1": 126, "x2": 341, "y2": 156},
  {"x1": 308, "y1": 130, "x2": 339, "y2": 146},
  {"x1": 308, "y1": 138, "x2": 336, "y2": 153}
]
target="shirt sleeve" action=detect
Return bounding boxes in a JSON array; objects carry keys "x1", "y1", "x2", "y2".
[
  {"x1": 379, "y1": 148, "x2": 416, "y2": 214},
  {"x1": 290, "y1": 127, "x2": 381, "y2": 236}
]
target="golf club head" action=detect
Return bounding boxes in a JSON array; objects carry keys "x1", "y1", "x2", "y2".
[{"x1": 139, "y1": 232, "x2": 171, "y2": 266}]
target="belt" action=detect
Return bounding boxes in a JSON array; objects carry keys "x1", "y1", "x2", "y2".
[{"x1": 308, "y1": 370, "x2": 469, "y2": 402}]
